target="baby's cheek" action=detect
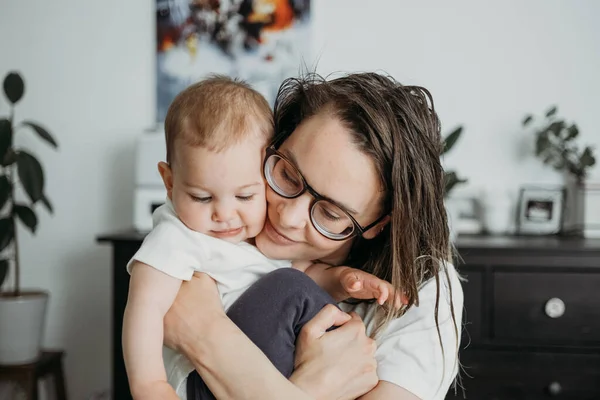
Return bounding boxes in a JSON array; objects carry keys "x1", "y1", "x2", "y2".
[{"x1": 248, "y1": 203, "x2": 267, "y2": 236}]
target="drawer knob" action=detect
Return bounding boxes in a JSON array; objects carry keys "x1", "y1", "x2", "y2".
[
  {"x1": 548, "y1": 381, "x2": 562, "y2": 396},
  {"x1": 545, "y1": 297, "x2": 565, "y2": 318}
]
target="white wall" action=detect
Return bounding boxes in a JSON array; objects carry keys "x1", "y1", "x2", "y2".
[
  {"x1": 1, "y1": 1, "x2": 599, "y2": 398},
  {"x1": 312, "y1": 1, "x2": 600, "y2": 193},
  {"x1": 1, "y1": 0, "x2": 154, "y2": 398}
]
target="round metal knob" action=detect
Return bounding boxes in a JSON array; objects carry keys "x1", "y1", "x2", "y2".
[
  {"x1": 545, "y1": 297, "x2": 565, "y2": 318},
  {"x1": 548, "y1": 381, "x2": 562, "y2": 396}
]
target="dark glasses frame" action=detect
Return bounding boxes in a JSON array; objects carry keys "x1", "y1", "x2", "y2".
[{"x1": 263, "y1": 146, "x2": 387, "y2": 240}]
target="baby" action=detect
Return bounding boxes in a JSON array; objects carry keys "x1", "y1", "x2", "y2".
[{"x1": 122, "y1": 76, "x2": 402, "y2": 399}]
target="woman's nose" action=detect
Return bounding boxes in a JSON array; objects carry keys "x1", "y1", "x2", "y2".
[{"x1": 277, "y1": 193, "x2": 311, "y2": 230}]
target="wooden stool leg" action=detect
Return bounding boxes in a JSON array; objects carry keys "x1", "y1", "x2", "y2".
[
  {"x1": 54, "y1": 359, "x2": 67, "y2": 400},
  {"x1": 25, "y1": 371, "x2": 39, "y2": 400}
]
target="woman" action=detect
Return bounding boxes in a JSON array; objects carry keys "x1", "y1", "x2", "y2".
[{"x1": 163, "y1": 72, "x2": 463, "y2": 400}]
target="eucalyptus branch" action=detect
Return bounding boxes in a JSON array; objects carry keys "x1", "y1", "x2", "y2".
[{"x1": 524, "y1": 106, "x2": 596, "y2": 184}]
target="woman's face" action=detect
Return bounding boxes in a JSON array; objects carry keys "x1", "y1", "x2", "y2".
[{"x1": 255, "y1": 112, "x2": 386, "y2": 265}]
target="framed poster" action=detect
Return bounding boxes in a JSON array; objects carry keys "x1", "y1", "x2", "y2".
[{"x1": 156, "y1": 0, "x2": 312, "y2": 122}]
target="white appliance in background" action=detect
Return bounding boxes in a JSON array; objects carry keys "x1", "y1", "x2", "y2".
[{"x1": 134, "y1": 128, "x2": 167, "y2": 232}]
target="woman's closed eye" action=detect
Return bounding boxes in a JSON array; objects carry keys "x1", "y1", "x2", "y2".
[
  {"x1": 281, "y1": 168, "x2": 300, "y2": 186},
  {"x1": 319, "y1": 206, "x2": 341, "y2": 221}
]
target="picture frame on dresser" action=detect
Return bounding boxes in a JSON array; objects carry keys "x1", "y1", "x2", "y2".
[{"x1": 516, "y1": 186, "x2": 566, "y2": 235}]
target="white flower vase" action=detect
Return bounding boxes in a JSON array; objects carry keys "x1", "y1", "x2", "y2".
[{"x1": 563, "y1": 177, "x2": 585, "y2": 236}]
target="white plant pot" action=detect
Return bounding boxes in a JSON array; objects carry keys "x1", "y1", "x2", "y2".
[{"x1": 0, "y1": 291, "x2": 48, "y2": 365}]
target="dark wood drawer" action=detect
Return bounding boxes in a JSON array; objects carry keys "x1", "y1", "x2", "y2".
[
  {"x1": 461, "y1": 268, "x2": 483, "y2": 343},
  {"x1": 493, "y1": 271, "x2": 600, "y2": 345},
  {"x1": 446, "y1": 350, "x2": 600, "y2": 400}
]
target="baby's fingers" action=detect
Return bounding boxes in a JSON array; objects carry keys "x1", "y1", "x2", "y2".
[
  {"x1": 342, "y1": 270, "x2": 363, "y2": 292},
  {"x1": 376, "y1": 283, "x2": 389, "y2": 305}
]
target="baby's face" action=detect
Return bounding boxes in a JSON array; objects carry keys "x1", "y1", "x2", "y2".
[{"x1": 162, "y1": 133, "x2": 267, "y2": 244}]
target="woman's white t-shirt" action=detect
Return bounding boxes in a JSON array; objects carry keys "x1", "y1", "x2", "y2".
[{"x1": 341, "y1": 263, "x2": 464, "y2": 400}]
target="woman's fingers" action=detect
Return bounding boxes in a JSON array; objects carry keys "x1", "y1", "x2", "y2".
[
  {"x1": 300, "y1": 304, "x2": 351, "y2": 339},
  {"x1": 163, "y1": 272, "x2": 223, "y2": 351},
  {"x1": 293, "y1": 309, "x2": 378, "y2": 400}
]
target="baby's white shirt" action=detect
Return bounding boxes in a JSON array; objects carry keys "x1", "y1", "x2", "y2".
[{"x1": 126, "y1": 200, "x2": 291, "y2": 397}]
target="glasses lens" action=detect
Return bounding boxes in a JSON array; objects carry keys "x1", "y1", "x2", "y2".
[
  {"x1": 311, "y1": 200, "x2": 354, "y2": 239},
  {"x1": 265, "y1": 154, "x2": 304, "y2": 197}
]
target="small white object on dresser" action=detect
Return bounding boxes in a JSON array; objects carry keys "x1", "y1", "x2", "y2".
[{"x1": 134, "y1": 127, "x2": 167, "y2": 232}]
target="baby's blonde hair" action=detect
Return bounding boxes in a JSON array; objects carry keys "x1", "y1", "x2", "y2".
[{"x1": 164, "y1": 75, "x2": 273, "y2": 166}]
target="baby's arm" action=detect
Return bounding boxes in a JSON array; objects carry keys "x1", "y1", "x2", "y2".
[
  {"x1": 122, "y1": 261, "x2": 182, "y2": 400},
  {"x1": 292, "y1": 262, "x2": 406, "y2": 307}
]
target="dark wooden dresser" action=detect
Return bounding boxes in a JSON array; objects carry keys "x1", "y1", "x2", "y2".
[
  {"x1": 447, "y1": 235, "x2": 600, "y2": 400},
  {"x1": 98, "y1": 232, "x2": 600, "y2": 400}
]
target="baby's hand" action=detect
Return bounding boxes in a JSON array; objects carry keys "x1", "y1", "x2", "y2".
[{"x1": 340, "y1": 267, "x2": 408, "y2": 308}]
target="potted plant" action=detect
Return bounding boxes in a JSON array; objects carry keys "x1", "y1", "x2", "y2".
[
  {"x1": 0, "y1": 71, "x2": 57, "y2": 364},
  {"x1": 442, "y1": 125, "x2": 467, "y2": 197},
  {"x1": 522, "y1": 105, "x2": 596, "y2": 234},
  {"x1": 441, "y1": 126, "x2": 469, "y2": 240}
]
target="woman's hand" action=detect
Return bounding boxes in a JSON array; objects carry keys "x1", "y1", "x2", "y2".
[
  {"x1": 290, "y1": 305, "x2": 379, "y2": 400},
  {"x1": 163, "y1": 272, "x2": 225, "y2": 355}
]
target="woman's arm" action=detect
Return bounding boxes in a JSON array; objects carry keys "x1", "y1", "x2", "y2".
[
  {"x1": 359, "y1": 382, "x2": 420, "y2": 400},
  {"x1": 163, "y1": 272, "x2": 379, "y2": 400}
]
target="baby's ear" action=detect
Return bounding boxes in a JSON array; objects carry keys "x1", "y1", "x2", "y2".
[
  {"x1": 158, "y1": 161, "x2": 174, "y2": 199},
  {"x1": 361, "y1": 215, "x2": 390, "y2": 240}
]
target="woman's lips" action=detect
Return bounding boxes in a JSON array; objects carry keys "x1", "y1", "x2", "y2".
[
  {"x1": 264, "y1": 219, "x2": 296, "y2": 245},
  {"x1": 210, "y1": 227, "x2": 243, "y2": 238}
]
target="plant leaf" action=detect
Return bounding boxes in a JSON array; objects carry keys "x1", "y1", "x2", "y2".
[
  {"x1": 3, "y1": 72, "x2": 25, "y2": 104},
  {"x1": 522, "y1": 115, "x2": 533, "y2": 126},
  {"x1": 16, "y1": 151, "x2": 44, "y2": 203},
  {"x1": 545, "y1": 105, "x2": 557, "y2": 117},
  {"x1": 547, "y1": 121, "x2": 565, "y2": 136},
  {"x1": 0, "y1": 259, "x2": 8, "y2": 287},
  {"x1": 535, "y1": 133, "x2": 550, "y2": 156},
  {"x1": 40, "y1": 193, "x2": 53, "y2": 214},
  {"x1": 0, "y1": 118, "x2": 12, "y2": 164},
  {"x1": 580, "y1": 146, "x2": 596, "y2": 168},
  {"x1": 565, "y1": 124, "x2": 579, "y2": 140},
  {"x1": 441, "y1": 126, "x2": 463, "y2": 155},
  {"x1": 3, "y1": 150, "x2": 17, "y2": 166},
  {"x1": 444, "y1": 171, "x2": 467, "y2": 196},
  {"x1": 0, "y1": 175, "x2": 10, "y2": 210},
  {"x1": 0, "y1": 218, "x2": 13, "y2": 251},
  {"x1": 22, "y1": 121, "x2": 58, "y2": 148},
  {"x1": 14, "y1": 204, "x2": 37, "y2": 233}
]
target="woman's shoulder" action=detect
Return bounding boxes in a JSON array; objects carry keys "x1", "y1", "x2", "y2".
[{"x1": 349, "y1": 263, "x2": 464, "y2": 399}]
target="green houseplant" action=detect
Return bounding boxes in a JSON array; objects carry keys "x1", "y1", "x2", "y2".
[
  {"x1": 522, "y1": 105, "x2": 596, "y2": 184},
  {"x1": 522, "y1": 105, "x2": 596, "y2": 234},
  {"x1": 441, "y1": 125, "x2": 469, "y2": 241},
  {"x1": 0, "y1": 71, "x2": 57, "y2": 364},
  {"x1": 442, "y1": 125, "x2": 467, "y2": 197}
]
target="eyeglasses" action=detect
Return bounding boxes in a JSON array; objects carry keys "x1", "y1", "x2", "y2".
[{"x1": 263, "y1": 146, "x2": 387, "y2": 241}]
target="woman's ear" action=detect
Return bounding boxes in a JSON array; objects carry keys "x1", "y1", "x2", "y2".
[
  {"x1": 158, "y1": 161, "x2": 174, "y2": 199},
  {"x1": 361, "y1": 215, "x2": 391, "y2": 240}
]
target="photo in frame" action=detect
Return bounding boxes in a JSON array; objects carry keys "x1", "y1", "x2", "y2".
[
  {"x1": 516, "y1": 186, "x2": 566, "y2": 235},
  {"x1": 156, "y1": 0, "x2": 312, "y2": 122}
]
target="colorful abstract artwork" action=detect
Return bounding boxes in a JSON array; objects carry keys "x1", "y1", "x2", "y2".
[{"x1": 156, "y1": 0, "x2": 311, "y2": 121}]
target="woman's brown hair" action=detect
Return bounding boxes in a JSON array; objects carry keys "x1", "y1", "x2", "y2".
[{"x1": 273, "y1": 72, "x2": 460, "y2": 387}]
